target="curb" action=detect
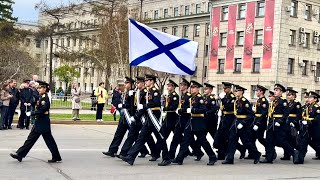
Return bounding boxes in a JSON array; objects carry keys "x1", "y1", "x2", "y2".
[{"x1": 12, "y1": 120, "x2": 119, "y2": 125}]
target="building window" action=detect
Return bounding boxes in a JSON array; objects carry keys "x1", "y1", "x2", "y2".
[
  {"x1": 164, "y1": 9, "x2": 168, "y2": 18},
  {"x1": 194, "y1": 24, "x2": 200, "y2": 37},
  {"x1": 196, "y1": 4, "x2": 201, "y2": 14},
  {"x1": 185, "y1": 5, "x2": 190, "y2": 15},
  {"x1": 44, "y1": 68, "x2": 47, "y2": 76},
  {"x1": 162, "y1": 27, "x2": 168, "y2": 33},
  {"x1": 84, "y1": 83, "x2": 87, "y2": 91},
  {"x1": 234, "y1": 58, "x2": 242, "y2": 72},
  {"x1": 257, "y1": 1, "x2": 265, "y2": 17},
  {"x1": 220, "y1": 32, "x2": 227, "y2": 47},
  {"x1": 67, "y1": 37, "x2": 70, "y2": 47},
  {"x1": 206, "y1": 23, "x2": 210, "y2": 36},
  {"x1": 302, "y1": 60, "x2": 308, "y2": 75},
  {"x1": 316, "y1": 62, "x2": 320, "y2": 77},
  {"x1": 291, "y1": 0, "x2": 298, "y2": 17},
  {"x1": 91, "y1": 68, "x2": 94, "y2": 77},
  {"x1": 92, "y1": 35, "x2": 96, "y2": 46},
  {"x1": 218, "y1": 59, "x2": 225, "y2": 73},
  {"x1": 45, "y1": 40, "x2": 48, "y2": 49},
  {"x1": 183, "y1": 26, "x2": 189, "y2": 38},
  {"x1": 73, "y1": 38, "x2": 77, "y2": 47},
  {"x1": 251, "y1": 85, "x2": 258, "y2": 99},
  {"x1": 238, "y1": 4, "x2": 246, "y2": 19},
  {"x1": 252, "y1": 58, "x2": 260, "y2": 73},
  {"x1": 255, "y1": 30, "x2": 263, "y2": 45},
  {"x1": 79, "y1": 37, "x2": 82, "y2": 47},
  {"x1": 193, "y1": 67, "x2": 197, "y2": 77},
  {"x1": 174, "y1": 7, "x2": 179, "y2": 17},
  {"x1": 205, "y1": 45, "x2": 209, "y2": 57},
  {"x1": 144, "y1": 12, "x2": 148, "y2": 19},
  {"x1": 289, "y1": 30, "x2": 296, "y2": 45},
  {"x1": 304, "y1": 33, "x2": 310, "y2": 48},
  {"x1": 237, "y1": 31, "x2": 244, "y2": 46},
  {"x1": 305, "y1": 4, "x2": 312, "y2": 20},
  {"x1": 172, "y1": 26, "x2": 178, "y2": 36},
  {"x1": 25, "y1": 38, "x2": 30, "y2": 46},
  {"x1": 61, "y1": 38, "x2": 64, "y2": 48},
  {"x1": 217, "y1": 84, "x2": 223, "y2": 95},
  {"x1": 301, "y1": 88, "x2": 307, "y2": 101},
  {"x1": 221, "y1": 6, "x2": 228, "y2": 21},
  {"x1": 208, "y1": 2, "x2": 212, "y2": 13},
  {"x1": 35, "y1": 39, "x2": 41, "y2": 48},
  {"x1": 288, "y1": 58, "x2": 294, "y2": 74},
  {"x1": 204, "y1": 66, "x2": 207, "y2": 78},
  {"x1": 154, "y1": 10, "x2": 159, "y2": 19}
]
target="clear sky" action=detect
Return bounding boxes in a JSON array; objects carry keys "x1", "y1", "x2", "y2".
[{"x1": 12, "y1": 0, "x2": 81, "y2": 22}]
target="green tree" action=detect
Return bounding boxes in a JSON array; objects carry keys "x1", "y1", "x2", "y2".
[
  {"x1": 0, "y1": 0, "x2": 17, "y2": 22},
  {"x1": 53, "y1": 65, "x2": 80, "y2": 96}
]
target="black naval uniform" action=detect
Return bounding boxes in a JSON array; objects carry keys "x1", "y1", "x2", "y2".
[
  {"x1": 124, "y1": 86, "x2": 170, "y2": 165},
  {"x1": 154, "y1": 91, "x2": 179, "y2": 158},
  {"x1": 173, "y1": 93, "x2": 217, "y2": 165},
  {"x1": 261, "y1": 97, "x2": 294, "y2": 163},
  {"x1": 249, "y1": 96, "x2": 268, "y2": 155},
  {"x1": 169, "y1": 92, "x2": 203, "y2": 160},
  {"x1": 14, "y1": 93, "x2": 61, "y2": 161},
  {"x1": 203, "y1": 94, "x2": 219, "y2": 140},
  {"x1": 118, "y1": 88, "x2": 155, "y2": 157},
  {"x1": 294, "y1": 102, "x2": 320, "y2": 164},
  {"x1": 282, "y1": 99, "x2": 302, "y2": 159},
  {"x1": 106, "y1": 91, "x2": 133, "y2": 155},
  {"x1": 223, "y1": 96, "x2": 261, "y2": 164},
  {"x1": 214, "y1": 92, "x2": 245, "y2": 159}
]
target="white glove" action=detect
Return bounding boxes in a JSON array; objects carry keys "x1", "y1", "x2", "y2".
[
  {"x1": 237, "y1": 123, "x2": 243, "y2": 129},
  {"x1": 26, "y1": 112, "x2": 31, "y2": 117},
  {"x1": 137, "y1": 104, "x2": 143, "y2": 110},
  {"x1": 290, "y1": 122, "x2": 295, "y2": 127},
  {"x1": 252, "y1": 106, "x2": 256, "y2": 112},
  {"x1": 217, "y1": 110, "x2": 222, "y2": 117},
  {"x1": 130, "y1": 116, "x2": 135, "y2": 122},
  {"x1": 275, "y1": 122, "x2": 280, "y2": 127},
  {"x1": 187, "y1": 108, "x2": 192, "y2": 114},
  {"x1": 253, "y1": 125, "x2": 259, "y2": 131},
  {"x1": 118, "y1": 104, "x2": 123, "y2": 108},
  {"x1": 129, "y1": 90, "x2": 134, "y2": 96},
  {"x1": 175, "y1": 108, "x2": 180, "y2": 115},
  {"x1": 302, "y1": 121, "x2": 308, "y2": 125}
]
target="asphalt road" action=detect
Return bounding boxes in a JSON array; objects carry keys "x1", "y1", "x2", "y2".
[{"x1": 1, "y1": 125, "x2": 320, "y2": 180}]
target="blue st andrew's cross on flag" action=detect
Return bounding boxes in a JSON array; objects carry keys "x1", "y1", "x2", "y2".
[{"x1": 129, "y1": 18, "x2": 198, "y2": 75}]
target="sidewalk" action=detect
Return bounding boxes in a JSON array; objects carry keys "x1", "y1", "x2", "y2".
[{"x1": 50, "y1": 109, "x2": 112, "y2": 115}]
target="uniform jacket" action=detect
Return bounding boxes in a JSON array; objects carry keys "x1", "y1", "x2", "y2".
[
  {"x1": 204, "y1": 94, "x2": 219, "y2": 125},
  {"x1": 235, "y1": 96, "x2": 254, "y2": 125},
  {"x1": 269, "y1": 97, "x2": 290, "y2": 124},
  {"x1": 254, "y1": 96, "x2": 269, "y2": 127},
  {"x1": 31, "y1": 93, "x2": 51, "y2": 133},
  {"x1": 133, "y1": 88, "x2": 148, "y2": 125},
  {"x1": 143, "y1": 86, "x2": 161, "y2": 126},
  {"x1": 189, "y1": 93, "x2": 206, "y2": 131},
  {"x1": 288, "y1": 99, "x2": 302, "y2": 125},
  {"x1": 163, "y1": 91, "x2": 179, "y2": 128}
]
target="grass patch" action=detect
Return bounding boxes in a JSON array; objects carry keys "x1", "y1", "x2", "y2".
[
  {"x1": 49, "y1": 113, "x2": 120, "y2": 121},
  {"x1": 51, "y1": 100, "x2": 92, "y2": 108}
]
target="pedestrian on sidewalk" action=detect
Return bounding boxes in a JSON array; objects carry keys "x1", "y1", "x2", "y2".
[
  {"x1": 8, "y1": 79, "x2": 19, "y2": 129},
  {"x1": 95, "y1": 82, "x2": 107, "y2": 122},
  {"x1": 71, "y1": 82, "x2": 81, "y2": 121},
  {"x1": 111, "y1": 85, "x2": 122, "y2": 121},
  {"x1": 0, "y1": 81, "x2": 13, "y2": 130}
]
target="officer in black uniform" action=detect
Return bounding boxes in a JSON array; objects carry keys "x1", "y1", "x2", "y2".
[
  {"x1": 294, "y1": 91, "x2": 320, "y2": 164},
  {"x1": 10, "y1": 81, "x2": 62, "y2": 163},
  {"x1": 260, "y1": 84, "x2": 294, "y2": 164},
  {"x1": 169, "y1": 78, "x2": 203, "y2": 160},
  {"x1": 214, "y1": 82, "x2": 246, "y2": 160},
  {"x1": 222, "y1": 85, "x2": 261, "y2": 164},
  {"x1": 102, "y1": 77, "x2": 137, "y2": 157},
  {"x1": 153, "y1": 80, "x2": 179, "y2": 159},
  {"x1": 122, "y1": 74, "x2": 171, "y2": 166},
  {"x1": 117, "y1": 77, "x2": 155, "y2": 158},
  {"x1": 203, "y1": 83, "x2": 219, "y2": 142},
  {"x1": 172, "y1": 81, "x2": 217, "y2": 165},
  {"x1": 246, "y1": 85, "x2": 269, "y2": 159},
  {"x1": 281, "y1": 89, "x2": 302, "y2": 160}
]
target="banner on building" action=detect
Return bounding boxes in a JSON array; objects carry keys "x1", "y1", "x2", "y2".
[
  {"x1": 243, "y1": 2, "x2": 256, "y2": 69},
  {"x1": 262, "y1": 0, "x2": 275, "y2": 69},
  {"x1": 209, "y1": 7, "x2": 221, "y2": 69},
  {"x1": 225, "y1": 5, "x2": 237, "y2": 70}
]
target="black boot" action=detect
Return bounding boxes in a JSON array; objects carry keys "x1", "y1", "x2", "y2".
[
  {"x1": 259, "y1": 159, "x2": 273, "y2": 164},
  {"x1": 254, "y1": 152, "x2": 261, "y2": 164},
  {"x1": 171, "y1": 159, "x2": 183, "y2": 165},
  {"x1": 194, "y1": 152, "x2": 204, "y2": 161},
  {"x1": 10, "y1": 153, "x2": 22, "y2": 162},
  {"x1": 239, "y1": 149, "x2": 246, "y2": 159},
  {"x1": 221, "y1": 160, "x2": 234, "y2": 164},
  {"x1": 207, "y1": 157, "x2": 217, "y2": 166},
  {"x1": 158, "y1": 159, "x2": 171, "y2": 166},
  {"x1": 149, "y1": 156, "x2": 159, "y2": 161},
  {"x1": 102, "y1": 151, "x2": 115, "y2": 157},
  {"x1": 121, "y1": 155, "x2": 134, "y2": 165}
]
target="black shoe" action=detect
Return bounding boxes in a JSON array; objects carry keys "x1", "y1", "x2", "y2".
[
  {"x1": 221, "y1": 160, "x2": 234, "y2": 164},
  {"x1": 259, "y1": 159, "x2": 273, "y2": 164},
  {"x1": 158, "y1": 160, "x2": 171, "y2": 166},
  {"x1": 48, "y1": 158, "x2": 62, "y2": 163},
  {"x1": 149, "y1": 156, "x2": 158, "y2": 161},
  {"x1": 312, "y1": 157, "x2": 320, "y2": 160},
  {"x1": 118, "y1": 155, "x2": 126, "y2": 159},
  {"x1": 10, "y1": 153, "x2": 22, "y2": 162},
  {"x1": 121, "y1": 155, "x2": 134, "y2": 165},
  {"x1": 293, "y1": 150, "x2": 300, "y2": 164},
  {"x1": 171, "y1": 159, "x2": 183, "y2": 165},
  {"x1": 194, "y1": 153, "x2": 204, "y2": 161},
  {"x1": 8, "y1": 126, "x2": 12, "y2": 129},
  {"x1": 26, "y1": 127, "x2": 29, "y2": 130},
  {"x1": 254, "y1": 152, "x2": 261, "y2": 164},
  {"x1": 273, "y1": 152, "x2": 277, "y2": 160},
  {"x1": 102, "y1": 151, "x2": 115, "y2": 157},
  {"x1": 239, "y1": 150, "x2": 246, "y2": 159},
  {"x1": 138, "y1": 153, "x2": 147, "y2": 158},
  {"x1": 189, "y1": 151, "x2": 194, "y2": 156},
  {"x1": 207, "y1": 158, "x2": 217, "y2": 166},
  {"x1": 280, "y1": 156, "x2": 291, "y2": 160},
  {"x1": 115, "y1": 154, "x2": 120, "y2": 158},
  {"x1": 262, "y1": 154, "x2": 266, "y2": 157}
]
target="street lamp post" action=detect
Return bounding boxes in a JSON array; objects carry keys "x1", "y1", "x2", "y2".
[{"x1": 136, "y1": 0, "x2": 143, "y2": 76}]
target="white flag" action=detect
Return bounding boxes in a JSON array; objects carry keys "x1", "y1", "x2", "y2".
[{"x1": 129, "y1": 18, "x2": 198, "y2": 75}]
